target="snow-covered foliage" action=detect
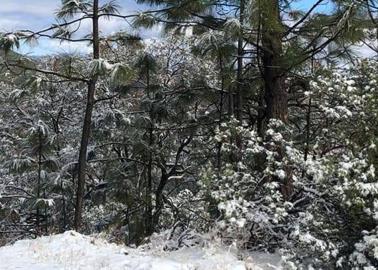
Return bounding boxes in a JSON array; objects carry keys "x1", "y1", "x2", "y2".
[
  {"x1": 192, "y1": 60, "x2": 378, "y2": 269},
  {"x1": 199, "y1": 119, "x2": 295, "y2": 250},
  {"x1": 0, "y1": 2, "x2": 377, "y2": 267}
]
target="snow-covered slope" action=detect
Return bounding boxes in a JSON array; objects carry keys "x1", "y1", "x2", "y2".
[{"x1": 0, "y1": 231, "x2": 280, "y2": 270}]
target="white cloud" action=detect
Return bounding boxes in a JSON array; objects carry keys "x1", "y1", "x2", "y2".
[
  {"x1": 2, "y1": 0, "x2": 160, "y2": 55},
  {"x1": 0, "y1": 18, "x2": 26, "y2": 31},
  {"x1": 76, "y1": 16, "x2": 131, "y2": 36},
  {"x1": 45, "y1": 39, "x2": 92, "y2": 55},
  {"x1": 18, "y1": 39, "x2": 92, "y2": 56},
  {"x1": 1, "y1": 0, "x2": 59, "y2": 17}
]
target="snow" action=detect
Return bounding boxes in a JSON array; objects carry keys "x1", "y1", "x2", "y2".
[{"x1": 0, "y1": 231, "x2": 282, "y2": 270}]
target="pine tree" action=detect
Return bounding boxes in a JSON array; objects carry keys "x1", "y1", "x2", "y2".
[{"x1": 0, "y1": 0, "x2": 136, "y2": 231}]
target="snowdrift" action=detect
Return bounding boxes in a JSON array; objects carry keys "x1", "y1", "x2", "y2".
[{"x1": 0, "y1": 231, "x2": 281, "y2": 270}]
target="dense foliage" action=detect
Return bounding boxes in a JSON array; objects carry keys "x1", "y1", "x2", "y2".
[{"x1": 0, "y1": 0, "x2": 377, "y2": 269}]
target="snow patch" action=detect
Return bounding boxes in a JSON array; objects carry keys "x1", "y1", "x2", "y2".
[{"x1": 0, "y1": 231, "x2": 281, "y2": 270}]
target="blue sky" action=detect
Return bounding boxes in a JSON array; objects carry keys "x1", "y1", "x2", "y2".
[
  {"x1": 0, "y1": 0, "x2": 154, "y2": 55},
  {"x1": 0, "y1": 0, "x2": 333, "y2": 56},
  {"x1": 293, "y1": 0, "x2": 333, "y2": 12}
]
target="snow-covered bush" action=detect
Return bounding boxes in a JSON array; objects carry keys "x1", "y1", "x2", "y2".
[
  {"x1": 195, "y1": 60, "x2": 378, "y2": 269},
  {"x1": 199, "y1": 119, "x2": 300, "y2": 250}
]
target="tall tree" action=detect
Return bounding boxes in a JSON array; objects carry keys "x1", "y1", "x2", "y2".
[
  {"x1": 259, "y1": 0, "x2": 287, "y2": 123},
  {"x1": 135, "y1": 0, "x2": 359, "y2": 130},
  {"x1": 73, "y1": 0, "x2": 101, "y2": 231},
  {"x1": 0, "y1": 0, "x2": 138, "y2": 230}
]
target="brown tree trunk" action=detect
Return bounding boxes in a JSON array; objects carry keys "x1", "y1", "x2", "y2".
[
  {"x1": 74, "y1": 0, "x2": 100, "y2": 231},
  {"x1": 260, "y1": 0, "x2": 292, "y2": 200},
  {"x1": 261, "y1": 0, "x2": 288, "y2": 124}
]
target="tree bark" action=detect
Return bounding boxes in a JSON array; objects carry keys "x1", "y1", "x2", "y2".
[
  {"x1": 261, "y1": 0, "x2": 288, "y2": 124},
  {"x1": 260, "y1": 0, "x2": 292, "y2": 200},
  {"x1": 36, "y1": 129, "x2": 42, "y2": 234},
  {"x1": 216, "y1": 53, "x2": 224, "y2": 172},
  {"x1": 152, "y1": 168, "x2": 168, "y2": 229},
  {"x1": 145, "y1": 66, "x2": 154, "y2": 236},
  {"x1": 235, "y1": 0, "x2": 245, "y2": 122},
  {"x1": 74, "y1": 0, "x2": 100, "y2": 231}
]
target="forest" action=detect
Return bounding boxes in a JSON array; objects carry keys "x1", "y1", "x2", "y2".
[{"x1": 0, "y1": 0, "x2": 377, "y2": 269}]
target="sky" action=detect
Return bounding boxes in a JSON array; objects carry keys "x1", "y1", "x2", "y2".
[
  {"x1": 0, "y1": 0, "x2": 156, "y2": 55},
  {"x1": 0, "y1": 0, "x2": 367, "y2": 57},
  {"x1": 292, "y1": 0, "x2": 333, "y2": 12}
]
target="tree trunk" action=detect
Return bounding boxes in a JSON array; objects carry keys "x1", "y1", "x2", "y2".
[
  {"x1": 235, "y1": 0, "x2": 245, "y2": 122},
  {"x1": 261, "y1": 0, "x2": 288, "y2": 124},
  {"x1": 230, "y1": 0, "x2": 245, "y2": 164},
  {"x1": 145, "y1": 67, "x2": 153, "y2": 236},
  {"x1": 74, "y1": 0, "x2": 100, "y2": 231},
  {"x1": 260, "y1": 0, "x2": 292, "y2": 200},
  {"x1": 216, "y1": 53, "x2": 224, "y2": 172},
  {"x1": 152, "y1": 168, "x2": 168, "y2": 229},
  {"x1": 36, "y1": 129, "x2": 42, "y2": 234}
]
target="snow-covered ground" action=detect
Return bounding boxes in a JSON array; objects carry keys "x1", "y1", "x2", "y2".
[{"x1": 0, "y1": 231, "x2": 281, "y2": 270}]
